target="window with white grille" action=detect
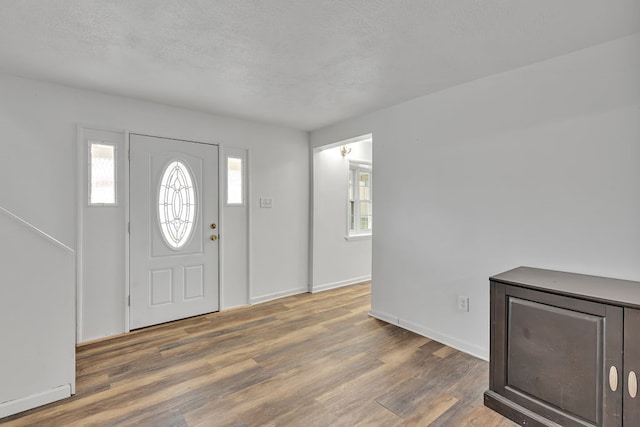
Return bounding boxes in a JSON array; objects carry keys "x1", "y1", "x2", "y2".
[{"x1": 348, "y1": 162, "x2": 372, "y2": 236}]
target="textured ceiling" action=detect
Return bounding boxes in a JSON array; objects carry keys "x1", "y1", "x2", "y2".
[{"x1": 0, "y1": 1, "x2": 638, "y2": 131}]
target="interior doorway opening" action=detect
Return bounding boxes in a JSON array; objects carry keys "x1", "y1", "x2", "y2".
[{"x1": 310, "y1": 134, "x2": 373, "y2": 293}]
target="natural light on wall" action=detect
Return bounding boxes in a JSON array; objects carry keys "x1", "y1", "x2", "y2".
[
  {"x1": 227, "y1": 156, "x2": 243, "y2": 205},
  {"x1": 89, "y1": 142, "x2": 116, "y2": 205}
]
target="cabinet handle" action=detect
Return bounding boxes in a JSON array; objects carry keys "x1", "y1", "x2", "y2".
[
  {"x1": 629, "y1": 371, "x2": 638, "y2": 398},
  {"x1": 609, "y1": 366, "x2": 618, "y2": 392}
]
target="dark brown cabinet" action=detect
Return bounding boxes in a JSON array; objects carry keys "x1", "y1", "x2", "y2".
[{"x1": 484, "y1": 267, "x2": 640, "y2": 426}]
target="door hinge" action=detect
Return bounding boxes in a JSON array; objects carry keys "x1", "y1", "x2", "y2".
[
  {"x1": 128, "y1": 222, "x2": 130, "y2": 233},
  {"x1": 128, "y1": 295, "x2": 130, "y2": 306}
]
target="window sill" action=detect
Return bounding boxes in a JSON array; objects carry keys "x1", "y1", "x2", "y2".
[{"x1": 344, "y1": 234, "x2": 372, "y2": 242}]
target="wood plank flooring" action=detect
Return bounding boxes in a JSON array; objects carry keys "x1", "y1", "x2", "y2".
[{"x1": 1, "y1": 282, "x2": 516, "y2": 426}]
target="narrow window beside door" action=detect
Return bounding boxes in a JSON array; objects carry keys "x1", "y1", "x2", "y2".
[
  {"x1": 88, "y1": 142, "x2": 117, "y2": 205},
  {"x1": 227, "y1": 156, "x2": 244, "y2": 205}
]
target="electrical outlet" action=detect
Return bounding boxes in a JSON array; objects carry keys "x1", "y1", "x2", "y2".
[{"x1": 457, "y1": 295, "x2": 470, "y2": 312}]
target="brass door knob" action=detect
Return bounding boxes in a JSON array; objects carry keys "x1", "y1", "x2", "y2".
[{"x1": 210, "y1": 235, "x2": 218, "y2": 241}]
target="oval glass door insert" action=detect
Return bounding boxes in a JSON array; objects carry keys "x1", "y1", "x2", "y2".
[{"x1": 158, "y1": 160, "x2": 197, "y2": 249}]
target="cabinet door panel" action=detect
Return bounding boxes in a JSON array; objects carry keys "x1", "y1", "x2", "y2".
[
  {"x1": 506, "y1": 297, "x2": 602, "y2": 423},
  {"x1": 491, "y1": 284, "x2": 623, "y2": 427},
  {"x1": 625, "y1": 308, "x2": 640, "y2": 425}
]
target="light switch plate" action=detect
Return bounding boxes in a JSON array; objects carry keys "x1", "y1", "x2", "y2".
[
  {"x1": 260, "y1": 197, "x2": 273, "y2": 208},
  {"x1": 457, "y1": 295, "x2": 470, "y2": 312}
]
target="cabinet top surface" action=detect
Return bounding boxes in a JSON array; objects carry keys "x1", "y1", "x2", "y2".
[{"x1": 491, "y1": 267, "x2": 640, "y2": 308}]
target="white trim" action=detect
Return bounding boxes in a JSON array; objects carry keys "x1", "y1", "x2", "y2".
[
  {"x1": 398, "y1": 318, "x2": 488, "y2": 361},
  {"x1": 218, "y1": 144, "x2": 225, "y2": 310},
  {"x1": 308, "y1": 146, "x2": 314, "y2": 293},
  {"x1": 344, "y1": 233, "x2": 372, "y2": 242},
  {"x1": 368, "y1": 309, "x2": 488, "y2": 361},
  {"x1": 76, "y1": 125, "x2": 84, "y2": 343},
  {"x1": 349, "y1": 160, "x2": 372, "y2": 168},
  {"x1": 368, "y1": 309, "x2": 399, "y2": 325},
  {"x1": 311, "y1": 276, "x2": 371, "y2": 293},
  {"x1": 312, "y1": 133, "x2": 373, "y2": 152},
  {"x1": 0, "y1": 384, "x2": 71, "y2": 419},
  {"x1": 0, "y1": 206, "x2": 74, "y2": 253},
  {"x1": 250, "y1": 286, "x2": 308, "y2": 305},
  {"x1": 220, "y1": 303, "x2": 250, "y2": 311},
  {"x1": 246, "y1": 149, "x2": 252, "y2": 306},
  {"x1": 123, "y1": 131, "x2": 131, "y2": 333}
]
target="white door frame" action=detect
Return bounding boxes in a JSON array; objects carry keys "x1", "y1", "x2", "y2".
[
  {"x1": 77, "y1": 127, "x2": 223, "y2": 341},
  {"x1": 76, "y1": 125, "x2": 129, "y2": 342}
]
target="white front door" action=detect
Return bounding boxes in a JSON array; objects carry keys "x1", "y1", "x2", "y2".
[{"x1": 130, "y1": 134, "x2": 219, "y2": 329}]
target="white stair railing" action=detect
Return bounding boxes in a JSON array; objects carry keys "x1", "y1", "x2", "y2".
[{"x1": 0, "y1": 205, "x2": 73, "y2": 253}]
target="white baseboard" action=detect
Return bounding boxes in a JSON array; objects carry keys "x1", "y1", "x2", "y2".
[
  {"x1": 368, "y1": 310, "x2": 488, "y2": 361},
  {"x1": 0, "y1": 384, "x2": 71, "y2": 419},
  {"x1": 368, "y1": 309, "x2": 399, "y2": 325},
  {"x1": 250, "y1": 286, "x2": 308, "y2": 305},
  {"x1": 311, "y1": 275, "x2": 371, "y2": 293},
  {"x1": 220, "y1": 303, "x2": 250, "y2": 311}
]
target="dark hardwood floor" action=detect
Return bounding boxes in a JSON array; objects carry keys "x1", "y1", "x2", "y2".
[{"x1": 1, "y1": 282, "x2": 515, "y2": 426}]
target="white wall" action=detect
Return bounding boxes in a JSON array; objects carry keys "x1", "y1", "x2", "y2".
[
  {"x1": 0, "y1": 73, "x2": 309, "y2": 342},
  {"x1": 312, "y1": 139, "x2": 372, "y2": 291},
  {"x1": 0, "y1": 208, "x2": 75, "y2": 417},
  {"x1": 310, "y1": 34, "x2": 640, "y2": 359}
]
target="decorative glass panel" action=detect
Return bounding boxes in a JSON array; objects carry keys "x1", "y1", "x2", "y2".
[
  {"x1": 158, "y1": 161, "x2": 197, "y2": 249},
  {"x1": 227, "y1": 157, "x2": 243, "y2": 205},
  {"x1": 89, "y1": 142, "x2": 116, "y2": 205}
]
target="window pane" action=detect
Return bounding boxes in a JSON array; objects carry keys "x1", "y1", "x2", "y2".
[
  {"x1": 359, "y1": 172, "x2": 370, "y2": 201},
  {"x1": 360, "y1": 201, "x2": 370, "y2": 216},
  {"x1": 349, "y1": 201, "x2": 355, "y2": 231},
  {"x1": 349, "y1": 170, "x2": 354, "y2": 201},
  {"x1": 89, "y1": 143, "x2": 116, "y2": 205},
  {"x1": 227, "y1": 157, "x2": 243, "y2": 204},
  {"x1": 360, "y1": 201, "x2": 372, "y2": 230}
]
